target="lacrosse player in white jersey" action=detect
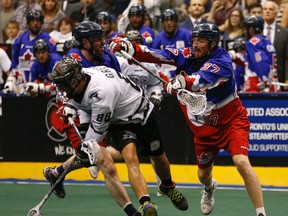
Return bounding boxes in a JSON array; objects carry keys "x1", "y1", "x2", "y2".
[{"x1": 47, "y1": 57, "x2": 188, "y2": 216}]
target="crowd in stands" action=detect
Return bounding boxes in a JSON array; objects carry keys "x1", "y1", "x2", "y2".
[{"x1": 0, "y1": 0, "x2": 288, "y2": 92}]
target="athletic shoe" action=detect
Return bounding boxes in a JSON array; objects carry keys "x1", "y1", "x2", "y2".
[
  {"x1": 158, "y1": 182, "x2": 188, "y2": 211},
  {"x1": 88, "y1": 165, "x2": 99, "y2": 179},
  {"x1": 155, "y1": 175, "x2": 163, "y2": 197},
  {"x1": 43, "y1": 167, "x2": 66, "y2": 198},
  {"x1": 200, "y1": 178, "x2": 217, "y2": 215},
  {"x1": 138, "y1": 201, "x2": 158, "y2": 216}
]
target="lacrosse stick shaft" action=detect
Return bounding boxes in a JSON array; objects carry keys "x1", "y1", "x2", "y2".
[
  {"x1": 27, "y1": 117, "x2": 79, "y2": 216},
  {"x1": 271, "y1": 82, "x2": 288, "y2": 87},
  {"x1": 119, "y1": 50, "x2": 168, "y2": 83},
  {"x1": 68, "y1": 117, "x2": 83, "y2": 142}
]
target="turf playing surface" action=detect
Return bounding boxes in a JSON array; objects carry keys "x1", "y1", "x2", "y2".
[{"x1": 1, "y1": 182, "x2": 287, "y2": 216}]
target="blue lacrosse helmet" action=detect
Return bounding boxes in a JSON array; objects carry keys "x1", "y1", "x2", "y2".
[
  {"x1": 72, "y1": 21, "x2": 105, "y2": 46},
  {"x1": 161, "y1": 8, "x2": 178, "y2": 22},
  {"x1": 95, "y1": 11, "x2": 112, "y2": 23},
  {"x1": 128, "y1": 3, "x2": 146, "y2": 18},
  {"x1": 33, "y1": 39, "x2": 50, "y2": 54},
  {"x1": 233, "y1": 37, "x2": 246, "y2": 51},
  {"x1": 26, "y1": 9, "x2": 44, "y2": 24},
  {"x1": 243, "y1": 15, "x2": 264, "y2": 34},
  {"x1": 192, "y1": 23, "x2": 221, "y2": 44}
]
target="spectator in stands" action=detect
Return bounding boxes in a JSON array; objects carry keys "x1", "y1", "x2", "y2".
[
  {"x1": 248, "y1": 2, "x2": 263, "y2": 17},
  {"x1": 49, "y1": 16, "x2": 74, "y2": 43},
  {"x1": 221, "y1": 8, "x2": 245, "y2": 41},
  {"x1": 263, "y1": 0, "x2": 288, "y2": 90},
  {"x1": 206, "y1": 0, "x2": 235, "y2": 30},
  {"x1": 13, "y1": 0, "x2": 41, "y2": 33},
  {"x1": 242, "y1": 0, "x2": 261, "y2": 18},
  {"x1": 0, "y1": 0, "x2": 16, "y2": 38},
  {"x1": 125, "y1": 3, "x2": 155, "y2": 47},
  {"x1": 281, "y1": 3, "x2": 288, "y2": 28},
  {"x1": 0, "y1": 48, "x2": 11, "y2": 90},
  {"x1": 5, "y1": 20, "x2": 20, "y2": 44},
  {"x1": 69, "y1": 0, "x2": 97, "y2": 25},
  {"x1": 95, "y1": 11, "x2": 119, "y2": 40},
  {"x1": 24, "y1": 39, "x2": 61, "y2": 97},
  {"x1": 40, "y1": 0, "x2": 66, "y2": 33},
  {"x1": 179, "y1": 0, "x2": 210, "y2": 30},
  {"x1": 3, "y1": 10, "x2": 56, "y2": 94},
  {"x1": 153, "y1": 8, "x2": 192, "y2": 79}
]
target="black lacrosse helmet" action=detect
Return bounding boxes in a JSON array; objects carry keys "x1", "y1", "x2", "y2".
[
  {"x1": 128, "y1": 3, "x2": 146, "y2": 18},
  {"x1": 192, "y1": 23, "x2": 221, "y2": 45},
  {"x1": 63, "y1": 39, "x2": 76, "y2": 55},
  {"x1": 26, "y1": 9, "x2": 44, "y2": 24},
  {"x1": 95, "y1": 11, "x2": 112, "y2": 23},
  {"x1": 33, "y1": 39, "x2": 50, "y2": 54},
  {"x1": 161, "y1": 8, "x2": 178, "y2": 22},
  {"x1": 243, "y1": 15, "x2": 264, "y2": 34},
  {"x1": 72, "y1": 21, "x2": 105, "y2": 46},
  {"x1": 125, "y1": 30, "x2": 143, "y2": 44},
  {"x1": 233, "y1": 37, "x2": 246, "y2": 51},
  {"x1": 51, "y1": 57, "x2": 85, "y2": 98}
]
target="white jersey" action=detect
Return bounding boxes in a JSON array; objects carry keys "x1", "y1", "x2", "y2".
[
  {"x1": 116, "y1": 56, "x2": 162, "y2": 97},
  {"x1": 0, "y1": 48, "x2": 11, "y2": 85},
  {"x1": 70, "y1": 66, "x2": 154, "y2": 142}
]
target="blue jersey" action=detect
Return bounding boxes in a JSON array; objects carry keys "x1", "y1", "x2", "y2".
[
  {"x1": 138, "y1": 26, "x2": 155, "y2": 47},
  {"x1": 152, "y1": 27, "x2": 192, "y2": 50},
  {"x1": 245, "y1": 35, "x2": 276, "y2": 82},
  {"x1": 10, "y1": 31, "x2": 56, "y2": 82},
  {"x1": 134, "y1": 45, "x2": 236, "y2": 104},
  {"x1": 67, "y1": 47, "x2": 121, "y2": 72},
  {"x1": 30, "y1": 53, "x2": 62, "y2": 82}
]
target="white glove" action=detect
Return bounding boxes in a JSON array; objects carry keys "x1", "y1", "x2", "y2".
[
  {"x1": 24, "y1": 82, "x2": 55, "y2": 97},
  {"x1": 76, "y1": 139, "x2": 100, "y2": 165},
  {"x1": 109, "y1": 37, "x2": 135, "y2": 57},
  {"x1": 228, "y1": 50, "x2": 237, "y2": 60},
  {"x1": 166, "y1": 74, "x2": 186, "y2": 95},
  {"x1": 3, "y1": 76, "x2": 17, "y2": 93},
  {"x1": 57, "y1": 103, "x2": 78, "y2": 122},
  {"x1": 24, "y1": 82, "x2": 40, "y2": 97},
  {"x1": 149, "y1": 92, "x2": 163, "y2": 108}
]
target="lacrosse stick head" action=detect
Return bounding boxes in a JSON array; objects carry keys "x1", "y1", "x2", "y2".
[
  {"x1": 27, "y1": 205, "x2": 42, "y2": 216},
  {"x1": 177, "y1": 89, "x2": 207, "y2": 115}
]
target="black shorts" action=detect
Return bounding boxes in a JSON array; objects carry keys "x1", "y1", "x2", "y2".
[{"x1": 107, "y1": 114, "x2": 164, "y2": 157}]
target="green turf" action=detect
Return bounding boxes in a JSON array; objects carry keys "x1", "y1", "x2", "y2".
[{"x1": 0, "y1": 183, "x2": 287, "y2": 216}]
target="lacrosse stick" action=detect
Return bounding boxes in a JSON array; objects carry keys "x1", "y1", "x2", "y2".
[
  {"x1": 26, "y1": 117, "x2": 79, "y2": 216},
  {"x1": 119, "y1": 50, "x2": 207, "y2": 115},
  {"x1": 271, "y1": 82, "x2": 288, "y2": 87}
]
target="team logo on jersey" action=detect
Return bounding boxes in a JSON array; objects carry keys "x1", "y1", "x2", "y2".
[
  {"x1": 182, "y1": 48, "x2": 192, "y2": 58},
  {"x1": 20, "y1": 49, "x2": 34, "y2": 61},
  {"x1": 142, "y1": 31, "x2": 151, "y2": 39},
  {"x1": 197, "y1": 152, "x2": 213, "y2": 164},
  {"x1": 249, "y1": 37, "x2": 260, "y2": 45},
  {"x1": 71, "y1": 53, "x2": 82, "y2": 61},
  {"x1": 254, "y1": 52, "x2": 262, "y2": 62},
  {"x1": 45, "y1": 98, "x2": 67, "y2": 142},
  {"x1": 167, "y1": 48, "x2": 178, "y2": 56}
]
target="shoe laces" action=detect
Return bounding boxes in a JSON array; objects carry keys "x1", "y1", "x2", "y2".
[
  {"x1": 138, "y1": 202, "x2": 158, "y2": 213},
  {"x1": 166, "y1": 187, "x2": 184, "y2": 203}
]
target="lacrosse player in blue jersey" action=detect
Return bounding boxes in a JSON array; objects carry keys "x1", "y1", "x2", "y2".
[{"x1": 110, "y1": 23, "x2": 267, "y2": 216}]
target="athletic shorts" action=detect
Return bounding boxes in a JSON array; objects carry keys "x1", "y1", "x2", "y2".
[
  {"x1": 107, "y1": 114, "x2": 164, "y2": 157},
  {"x1": 194, "y1": 111, "x2": 250, "y2": 169}
]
